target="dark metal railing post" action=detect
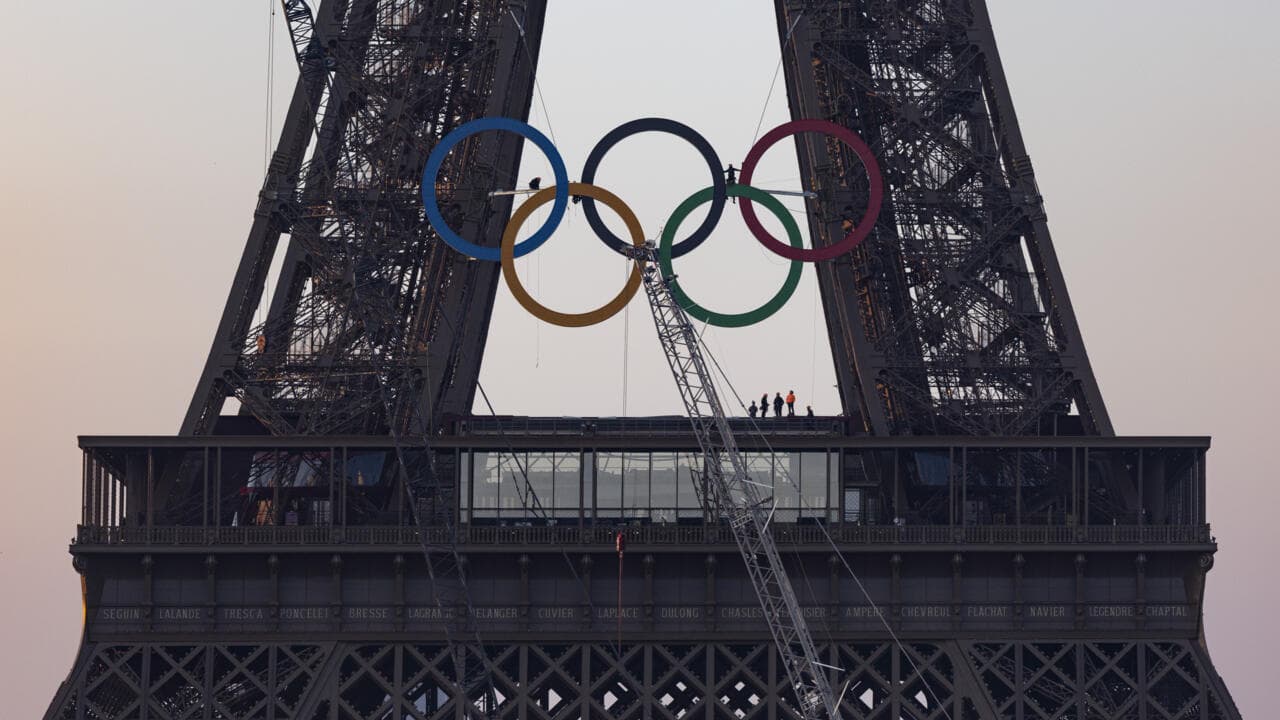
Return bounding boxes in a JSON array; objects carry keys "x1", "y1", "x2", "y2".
[
  {"x1": 146, "y1": 449, "x2": 154, "y2": 535},
  {"x1": 202, "y1": 447, "x2": 209, "y2": 529},
  {"x1": 81, "y1": 451, "x2": 88, "y2": 526}
]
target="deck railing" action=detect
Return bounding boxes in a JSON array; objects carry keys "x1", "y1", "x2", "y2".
[{"x1": 74, "y1": 523, "x2": 1214, "y2": 547}]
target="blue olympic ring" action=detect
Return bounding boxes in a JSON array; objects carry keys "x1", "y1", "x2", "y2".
[{"x1": 420, "y1": 117, "x2": 570, "y2": 261}]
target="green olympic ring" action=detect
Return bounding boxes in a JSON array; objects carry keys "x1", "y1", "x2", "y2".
[{"x1": 659, "y1": 184, "x2": 805, "y2": 328}]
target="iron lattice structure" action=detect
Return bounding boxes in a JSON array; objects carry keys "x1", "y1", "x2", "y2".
[
  {"x1": 42, "y1": 1, "x2": 1245, "y2": 719},
  {"x1": 777, "y1": 0, "x2": 1111, "y2": 436},
  {"x1": 53, "y1": 640, "x2": 1238, "y2": 720},
  {"x1": 182, "y1": 0, "x2": 544, "y2": 439}
]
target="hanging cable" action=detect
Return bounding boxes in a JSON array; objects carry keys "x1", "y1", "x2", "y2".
[
  {"x1": 264, "y1": 0, "x2": 275, "y2": 175},
  {"x1": 750, "y1": 12, "x2": 804, "y2": 145},
  {"x1": 622, "y1": 277, "x2": 631, "y2": 416},
  {"x1": 257, "y1": 0, "x2": 277, "y2": 329},
  {"x1": 810, "y1": 278, "x2": 819, "y2": 406},
  {"x1": 615, "y1": 530, "x2": 626, "y2": 658},
  {"x1": 508, "y1": 8, "x2": 558, "y2": 147}
]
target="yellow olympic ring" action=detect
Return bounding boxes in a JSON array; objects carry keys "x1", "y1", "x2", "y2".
[{"x1": 500, "y1": 182, "x2": 646, "y2": 328}]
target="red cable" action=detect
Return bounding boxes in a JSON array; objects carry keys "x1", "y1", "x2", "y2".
[{"x1": 615, "y1": 531, "x2": 625, "y2": 656}]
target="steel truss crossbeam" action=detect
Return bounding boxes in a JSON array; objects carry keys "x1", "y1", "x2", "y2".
[{"x1": 46, "y1": 639, "x2": 1241, "y2": 720}]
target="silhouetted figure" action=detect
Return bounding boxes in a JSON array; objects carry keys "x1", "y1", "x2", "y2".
[
  {"x1": 773, "y1": 393, "x2": 784, "y2": 418},
  {"x1": 805, "y1": 406, "x2": 814, "y2": 417},
  {"x1": 529, "y1": 176, "x2": 542, "y2": 190},
  {"x1": 786, "y1": 390, "x2": 796, "y2": 416},
  {"x1": 761, "y1": 393, "x2": 770, "y2": 418},
  {"x1": 748, "y1": 401, "x2": 758, "y2": 418}
]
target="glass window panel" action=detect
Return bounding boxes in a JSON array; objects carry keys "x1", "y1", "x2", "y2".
[
  {"x1": 774, "y1": 452, "x2": 801, "y2": 522},
  {"x1": 459, "y1": 451, "x2": 471, "y2": 515},
  {"x1": 747, "y1": 453, "x2": 773, "y2": 490},
  {"x1": 800, "y1": 452, "x2": 827, "y2": 518},
  {"x1": 624, "y1": 452, "x2": 650, "y2": 519},
  {"x1": 651, "y1": 453, "x2": 677, "y2": 523},
  {"x1": 829, "y1": 452, "x2": 840, "y2": 522},
  {"x1": 525, "y1": 452, "x2": 555, "y2": 518},
  {"x1": 597, "y1": 452, "x2": 623, "y2": 521},
  {"x1": 496, "y1": 452, "x2": 528, "y2": 520},
  {"x1": 583, "y1": 452, "x2": 595, "y2": 522},
  {"x1": 473, "y1": 452, "x2": 501, "y2": 519},
  {"x1": 677, "y1": 452, "x2": 704, "y2": 519},
  {"x1": 344, "y1": 452, "x2": 386, "y2": 487},
  {"x1": 553, "y1": 452, "x2": 580, "y2": 518},
  {"x1": 844, "y1": 488, "x2": 864, "y2": 523}
]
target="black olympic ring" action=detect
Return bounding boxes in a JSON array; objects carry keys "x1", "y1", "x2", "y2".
[{"x1": 578, "y1": 117, "x2": 726, "y2": 259}]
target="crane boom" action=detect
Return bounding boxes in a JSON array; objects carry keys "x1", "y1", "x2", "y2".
[{"x1": 635, "y1": 246, "x2": 839, "y2": 719}]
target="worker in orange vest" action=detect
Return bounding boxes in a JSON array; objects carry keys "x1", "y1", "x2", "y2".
[{"x1": 786, "y1": 390, "x2": 796, "y2": 416}]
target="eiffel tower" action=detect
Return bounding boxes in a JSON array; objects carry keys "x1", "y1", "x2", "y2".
[{"x1": 45, "y1": 1, "x2": 1242, "y2": 718}]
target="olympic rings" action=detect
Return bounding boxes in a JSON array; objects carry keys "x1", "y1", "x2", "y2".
[
  {"x1": 580, "y1": 118, "x2": 725, "y2": 259},
  {"x1": 419, "y1": 116, "x2": 883, "y2": 328},
  {"x1": 660, "y1": 185, "x2": 804, "y2": 328},
  {"x1": 501, "y1": 183, "x2": 647, "y2": 328},
  {"x1": 422, "y1": 117, "x2": 570, "y2": 261},
  {"x1": 738, "y1": 119, "x2": 884, "y2": 262}
]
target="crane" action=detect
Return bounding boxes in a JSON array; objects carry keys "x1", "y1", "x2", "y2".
[{"x1": 632, "y1": 243, "x2": 841, "y2": 719}]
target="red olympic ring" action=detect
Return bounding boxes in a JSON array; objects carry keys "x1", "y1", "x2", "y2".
[{"x1": 738, "y1": 119, "x2": 884, "y2": 262}]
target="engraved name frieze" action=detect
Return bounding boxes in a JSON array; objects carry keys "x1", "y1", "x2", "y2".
[
  {"x1": 279, "y1": 607, "x2": 328, "y2": 621},
  {"x1": 408, "y1": 607, "x2": 452, "y2": 620},
  {"x1": 965, "y1": 605, "x2": 1010, "y2": 618},
  {"x1": 98, "y1": 608, "x2": 142, "y2": 621},
  {"x1": 658, "y1": 606, "x2": 702, "y2": 620},
  {"x1": 156, "y1": 608, "x2": 203, "y2": 621},
  {"x1": 843, "y1": 606, "x2": 884, "y2": 619},
  {"x1": 1026, "y1": 605, "x2": 1069, "y2": 618},
  {"x1": 1146, "y1": 605, "x2": 1190, "y2": 618},
  {"x1": 220, "y1": 608, "x2": 266, "y2": 621},
  {"x1": 900, "y1": 606, "x2": 950, "y2": 619},
  {"x1": 1089, "y1": 605, "x2": 1136, "y2": 618},
  {"x1": 594, "y1": 607, "x2": 642, "y2": 620},
  {"x1": 536, "y1": 607, "x2": 579, "y2": 620},
  {"x1": 471, "y1": 607, "x2": 519, "y2": 620},
  {"x1": 345, "y1": 607, "x2": 391, "y2": 621}
]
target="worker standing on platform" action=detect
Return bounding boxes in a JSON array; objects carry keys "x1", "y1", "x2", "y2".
[
  {"x1": 761, "y1": 393, "x2": 770, "y2": 418},
  {"x1": 773, "y1": 393, "x2": 784, "y2": 418},
  {"x1": 748, "y1": 401, "x2": 758, "y2": 418},
  {"x1": 725, "y1": 165, "x2": 740, "y2": 204},
  {"x1": 786, "y1": 390, "x2": 796, "y2": 416}
]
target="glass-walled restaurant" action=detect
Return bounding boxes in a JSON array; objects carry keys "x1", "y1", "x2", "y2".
[
  {"x1": 462, "y1": 451, "x2": 839, "y2": 524},
  {"x1": 77, "y1": 437, "x2": 1210, "y2": 532}
]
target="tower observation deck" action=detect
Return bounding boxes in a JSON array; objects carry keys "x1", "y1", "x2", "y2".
[
  {"x1": 43, "y1": 1, "x2": 1243, "y2": 718},
  {"x1": 61, "y1": 422, "x2": 1229, "y2": 718}
]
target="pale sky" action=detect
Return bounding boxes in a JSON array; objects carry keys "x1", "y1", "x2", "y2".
[{"x1": 1, "y1": 2, "x2": 1277, "y2": 716}]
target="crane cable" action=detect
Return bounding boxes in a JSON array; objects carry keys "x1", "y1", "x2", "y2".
[{"x1": 698, "y1": 332, "x2": 955, "y2": 720}]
